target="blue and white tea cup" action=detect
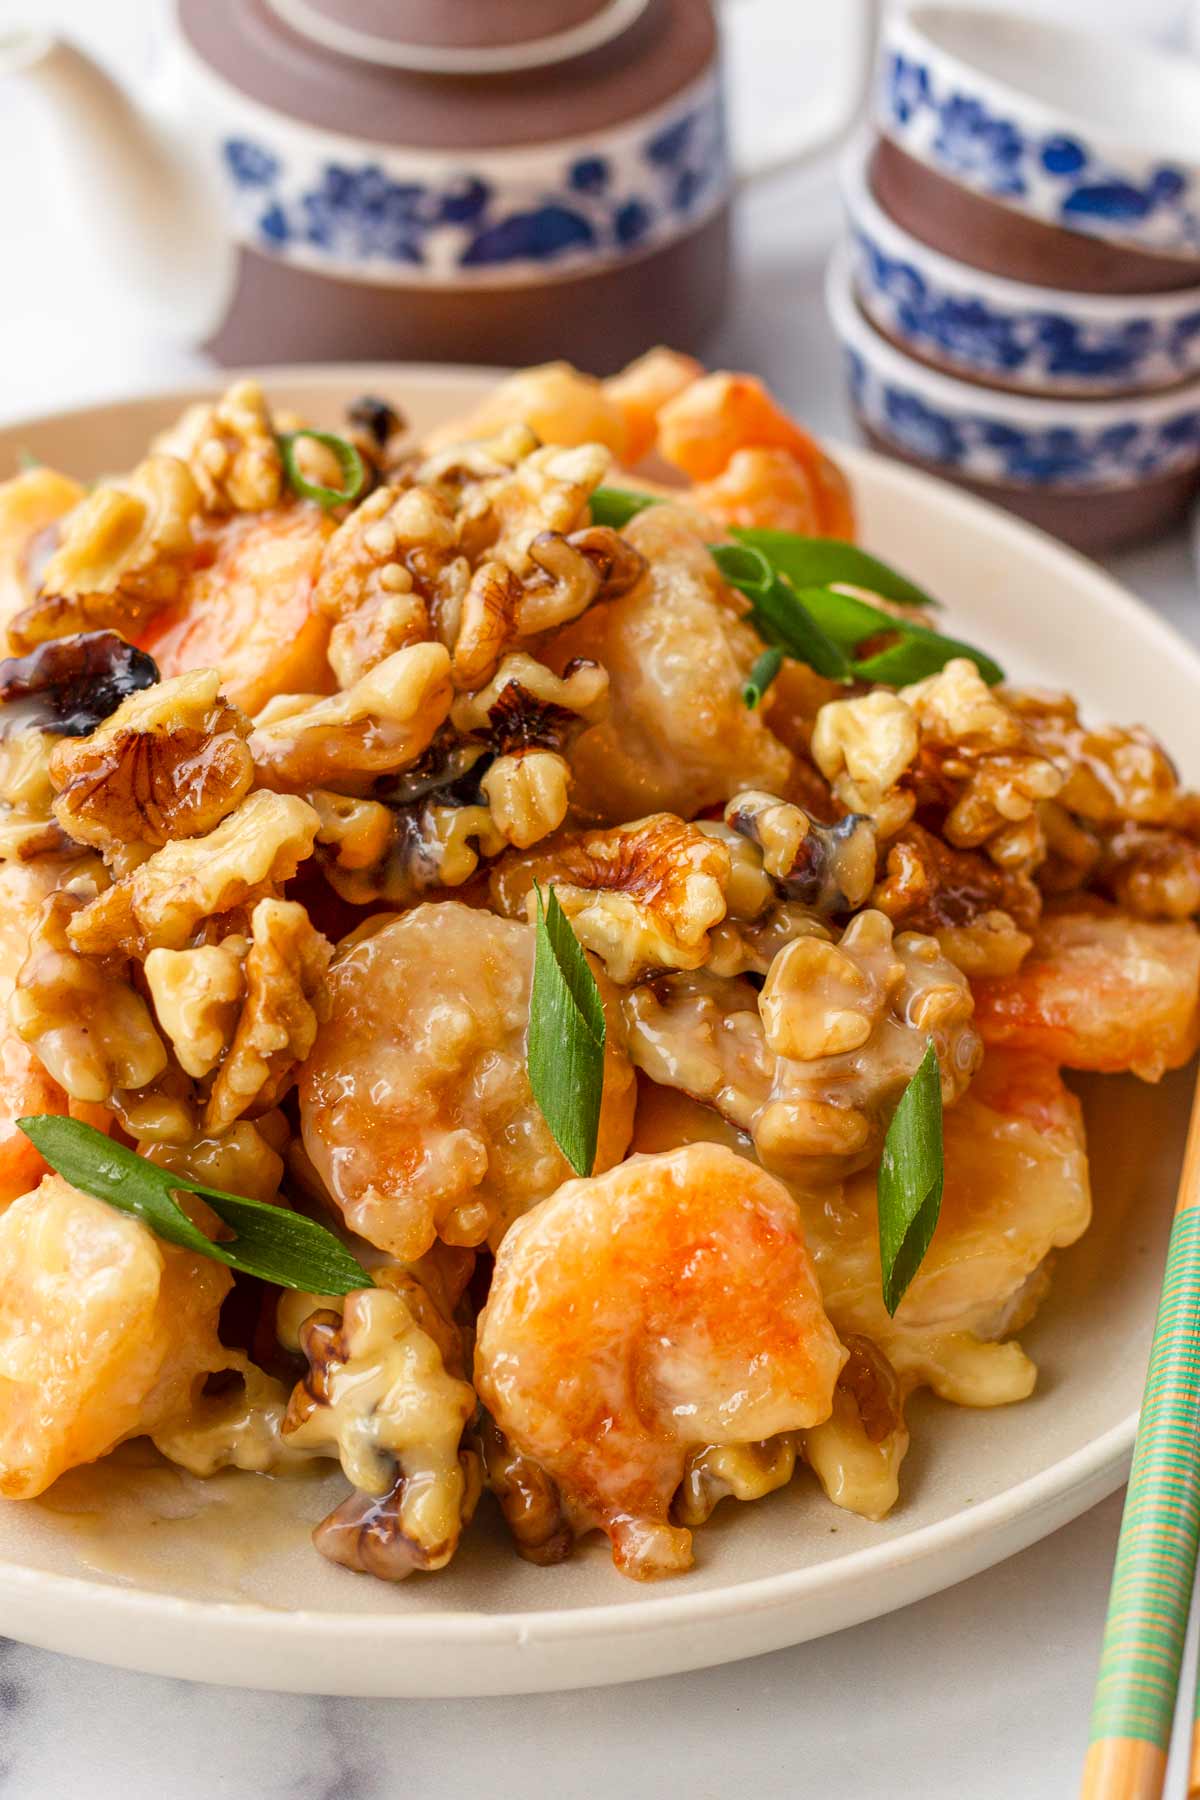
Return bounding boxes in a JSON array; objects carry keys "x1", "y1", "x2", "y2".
[
  {"x1": 842, "y1": 139, "x2": 1200, "y2": 396},
  {"x1": 875, "y1": 3, "x2": 1200, "y2": 268}
]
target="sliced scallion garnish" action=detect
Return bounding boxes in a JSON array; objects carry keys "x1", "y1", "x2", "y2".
[{"x1": 278, "y1": 428, "x2": 366, "y2": 509}]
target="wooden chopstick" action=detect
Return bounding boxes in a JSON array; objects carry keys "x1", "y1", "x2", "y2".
[{"x1": 1082, "y1": 1064, "x2": 1200, "y2": 1800}]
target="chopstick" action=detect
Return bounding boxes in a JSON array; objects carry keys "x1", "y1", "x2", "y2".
[{"x1": 1081, "y1": 1065, "x2": 1200, "y2": 1800}]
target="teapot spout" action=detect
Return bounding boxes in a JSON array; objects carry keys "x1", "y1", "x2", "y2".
[{"x1": 0, "y1": 32, "x2": 233, "y2": 345}]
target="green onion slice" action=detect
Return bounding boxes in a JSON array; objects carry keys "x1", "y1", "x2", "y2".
[
  {"x1": 18, "y1": 1115, "x2": 372, "y2": 1295},
  {"x1": 278, "y1": 429, "x2": 366, "y2": 509}
]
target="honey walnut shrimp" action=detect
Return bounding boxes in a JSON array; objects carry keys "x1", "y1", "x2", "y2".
[{"x1": 4, "y1": 354, "x2": 1200, "y2": 1594}]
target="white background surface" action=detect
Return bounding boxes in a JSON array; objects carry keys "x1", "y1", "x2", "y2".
[{"x1": 1, "y1": 2, "x2": 1199, "y2": 1796}]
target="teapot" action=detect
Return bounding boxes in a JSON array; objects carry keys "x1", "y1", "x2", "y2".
[{"x1": 2, "y1": 0, "x2": 878, "y2": 371}]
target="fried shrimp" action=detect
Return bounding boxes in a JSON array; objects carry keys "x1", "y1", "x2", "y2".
[
  {"x1": 475, "y1": 1143, "x2": 845, "y2": 1579},
  {"x1": 0, "y1": 1175, "x2": 231, "y2": 1496},
  {"x1": 548, "y1": 504, "x2": 794, "y2": 821},
  {"x1": 299, "y1": 902, "x2": 636, "y2": 1258},
  {"x1": 972, "y1": 908, "x2": 1200, "y2": 1080}
]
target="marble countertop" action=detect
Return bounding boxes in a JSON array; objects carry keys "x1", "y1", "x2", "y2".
[{"x1": 3, "y1": 5, "x2": 1200, "y2": 1796}]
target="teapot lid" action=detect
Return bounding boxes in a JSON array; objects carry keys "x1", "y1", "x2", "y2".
[
  {"x1": 263, "y1": 0, "x2": 650, "y2": 71},
  {"x1": 177, "y1": 0, "x2": 716, "y2": 150}
]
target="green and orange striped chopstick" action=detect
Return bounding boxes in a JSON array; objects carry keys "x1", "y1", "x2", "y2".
[{"x1": 1082, "y1": 1070, "x2": 1200, "y2": 1800}]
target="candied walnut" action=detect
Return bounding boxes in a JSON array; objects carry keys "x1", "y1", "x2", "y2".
[
  {"x1": 903, "y1": 662, "x2": 1062, "y2": 867},
  {"x1": 480, "y1": 1416, "x2": 574, "y2": 1566},
  {"x1": 834, "y1": 1334, "x2": 904, "y2": 1444},
  {"x1": 903, "y1": 659, "x2": 1019, "y2": 750},
  {"x1": 311, "y1": 659, "x2": 608, "y2": 903},
  {"x1": 479, "y1": 751, "x2": 571, "y2": 850},
  {"x1": 0, "y1": 630, "x2": 158, "y2": 738},
  {"x1": 0, "y1": 731, "x2": 70, "y2": 863},
  {"x1": 490, "y1": 813, "x2": 731, "y2": 984},
  {"x1": 548, "y1": 503, "x2": 795, "y2": 822},
  {"x1": 250, "y1": 641, "x2": 452, "y2": 795},
  {"x1": 873, "y1": 823, "x2": 1039, "y2": 975},
  {"x1": 314, "y1": 483, "x2": 450, "y2": 619},
  {"x1": 48, "y1": 668, "x2": 253, "y2": 851},
  {"x1": 1097, "y1": 823, "x2": 1200, "y2": 920},
  {"x1": 66, "y1": 790, "x2": 320, "y2": 957},
  {"x1": 205, "y1": 897, "x2": 332, "y2": 1135},
  {"x1": 811, "y1": 689, "x2": 918, "y2": 839},
  {"x1": 449, "y1": 525, "x2": 643, "y2": 690},
  {"x1": 314, "y1": 788, "x2": 505, "y2": 909},
  {"x1": 108, "y1": 1066, "x2": 197, "y2": 1146},
  {"x1": 147, "y1": 1115, "x2": 286, "y2": 1205},
  {"x1": 157, "y1": 380, "x2": 283, "y2": 514},
  {"x1": 12, "y1": 888, "x2": 167, "y2": 1103},
  {"x1": 802, "y1": 1341, "x2": 911, "y2": 1523},
  {"x1": 283, "y1": 1288, "x2": 479, "y2": 1578},
  {"x1": 724, "y1": 790, "x2": 876, "y2": 914},
  {"x1": 450, "y1": 650, "x2": 609, "y2": 751},
  {"x1": 11, "y1": 455, "x2": 200, "y2": 649},
  {"x1": 625, "y1": 911, "x2": 981, "y2": 1179},
  {"x1": 0, "y1": 860, "x2": 92, "y2": 1203},
  {"x1": 144, "y1": 934, "x2": 246, "y2": 1078},
  {"x1": 299, "y1": 903, "x2": 636, "y2": 1257},
  {"x1": 1009, "y1": 687, "x2": 1181, "y2": 827},
  {"x1": 1037, "y1": 798, "x2": 1102, "y2": 896},
  {"x1": 0, "y1": 1174, "x2": 231, "y2": 1497},
  {"x1": 674, "y1": 1435, "x2": 799, "y2": 1528},
  {"x1": 477, "y1": 441, "x2": 611, "y2": 572}
]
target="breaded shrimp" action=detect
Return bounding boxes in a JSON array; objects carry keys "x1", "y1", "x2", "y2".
[
  {"x1": 299, "y1": 902, "x2": 636, "y2": 1259},
  {"x1": 656, "y1": 372, "x2": 856, "y2": 539},
  {"x1": 475, "y1": 1142, "x2": 845, "y2": 1578},
  {"x1": 548, "y1": 503, "x2": 794, "y2": 821},
  {"x1": 0, "y1": 1175, "x2": 231, "y2": 1496},
  {"x1": 137, "y1": 504, "x2": 336, "y2": 715},
  {"x1": 972, "y1": 907, "x2": 1200, "y2": 1081},
  {"x1": 601, "y1": 347, "x2": 702, "y2": 464},
  {"x1": 633, "y1": 1049, "x2": 1090, "y2": 1413}
]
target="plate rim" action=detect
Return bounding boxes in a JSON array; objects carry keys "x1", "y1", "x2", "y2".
[{"x1": 0, "y1": 361, "x2": 1191, "y2": 1685}]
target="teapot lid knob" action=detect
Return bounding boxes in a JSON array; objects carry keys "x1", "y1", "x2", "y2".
[{"x1": 263, "y1": 0, "x2": 652, "y2": 72}]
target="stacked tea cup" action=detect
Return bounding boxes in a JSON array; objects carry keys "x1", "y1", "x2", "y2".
[{"x1": 827, "y1": 2, "x2": 1200, "y2": 551}]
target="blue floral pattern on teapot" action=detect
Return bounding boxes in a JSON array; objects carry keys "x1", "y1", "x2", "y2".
[{"x1": 217, "y1": 72, "x2": 728, "y2": 285}]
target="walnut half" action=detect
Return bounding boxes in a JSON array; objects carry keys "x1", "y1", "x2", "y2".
[{"x1": 49, "y1": 669, "x2": 254, "y2": 851}]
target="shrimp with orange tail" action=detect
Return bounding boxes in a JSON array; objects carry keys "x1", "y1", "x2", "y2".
[{"x1": 474, "y1": 1142, "x2": 845, "y2": 1580}]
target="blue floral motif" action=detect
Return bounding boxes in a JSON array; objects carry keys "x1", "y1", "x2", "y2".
[
  {"x1": 569, "y1": 156, "x2": 610, "y2": 194},
  {"x1": 841, "y1": 344, "x2": 1200, "y2": 490},
  {"x1": 878, "y1": 49, "x2": 1200, "y2": 254},
  {"x1": 460, "y1": 206, "x2": 596, "y2": 267},
  {"x1": 216, "y1": 80, "x2": 728, "y2": 280},
  {"x1": 849, "y1": 225, "x2": 1200, "y2": 393},
  {"x1": 224, "y1": 139, "x2": 280, "y2": 188}
]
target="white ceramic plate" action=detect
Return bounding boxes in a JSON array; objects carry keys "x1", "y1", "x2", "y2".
[{"x1": 0, "y1": 366, "x2": 1196, "y2": 1698}]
